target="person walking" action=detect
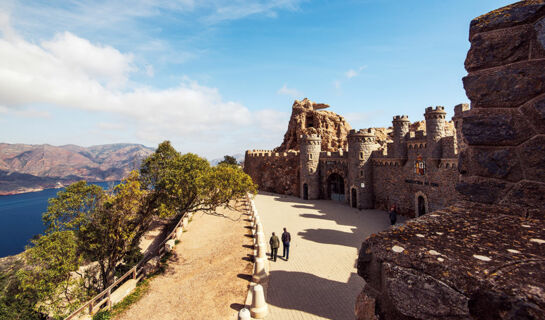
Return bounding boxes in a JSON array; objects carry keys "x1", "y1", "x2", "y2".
[
  {"x1": 389, "y1": 205, "x2": 397, "y2": 226},
  {"x1": 269, "y1": 232, "x2": 280, "y2": 262},
  {"x1": 281, "y1": 227, "x2": 291, "y2": 261}
]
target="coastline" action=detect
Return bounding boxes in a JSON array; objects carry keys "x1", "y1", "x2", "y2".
[{"x1": 0, "y1": 179, "x2": 120, "y2": 196}]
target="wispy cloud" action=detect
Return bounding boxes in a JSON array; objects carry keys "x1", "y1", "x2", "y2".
[
  {"x1": 345, "y1": 65, "x2": 367, "y2": 79},
  {"x1": 277, "y1": 84, "x2": 302, "y2": 98}
]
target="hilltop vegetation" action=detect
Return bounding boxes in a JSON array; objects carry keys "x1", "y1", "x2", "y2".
[{"x1": 0, "y1": 141, "x2": 257, "y2": 319}]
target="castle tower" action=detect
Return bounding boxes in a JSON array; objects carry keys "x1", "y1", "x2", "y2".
[
  {"x1": 347, "y1": 129, "x2": 377, "y2": 209},
  {"x1": 300, "y1": 134, "x2": 321, "y2": 200},
  {"x1": 452, "y1": 103, "x2": 469, "y2": 155},
  {"x1": 392, "y1": 115, "x2": 410, "y2": 159},
  {"x1": 424, "y1": 106, "x2": 447, "y2": 159}
]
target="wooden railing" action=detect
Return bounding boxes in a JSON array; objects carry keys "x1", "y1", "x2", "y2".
[{"x1": 65, "y1": 213, "x2": 187, "y2": 320}]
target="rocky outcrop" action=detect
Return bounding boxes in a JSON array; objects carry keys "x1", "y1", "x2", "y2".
[
  {"x1": 356, "y1": 1, "x2": 545, "y2": 319},
  {"x1": 0, "y1": 143, "x2": 154, "y2": 194},
  {"x1": 275, "y1": 98, "x2": 352, "y2": 152}
]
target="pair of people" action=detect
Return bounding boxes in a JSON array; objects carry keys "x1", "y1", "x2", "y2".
[{"x1": 269, "y1": 228, "x2": 291, "y2": 262}]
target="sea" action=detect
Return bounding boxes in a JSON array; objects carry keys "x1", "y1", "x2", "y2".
[{"x1": 0, "y1": 181, "x2": 117, "y2": 257}]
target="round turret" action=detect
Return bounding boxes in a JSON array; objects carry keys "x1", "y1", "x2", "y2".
[
  {"x1": 392, "y1": 115, "x2": 410, "y2": 159},
  {"x1": 425, "y1": 106, "x2": 447, "y2": 159},
  {"x1": 300, "y1": 134, "x2": 322, "y2": 200},
  {"x1": 347, "y1": 129, "x2": 377, "y2": 209}
]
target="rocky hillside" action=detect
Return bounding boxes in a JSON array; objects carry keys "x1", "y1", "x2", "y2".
[{"x1": 0, "y1": 143, "x2": 154, "y2": 195}]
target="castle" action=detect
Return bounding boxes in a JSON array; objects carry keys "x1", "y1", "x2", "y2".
[{"x1": 244, "y1": 100, "x2": 469, "y2": 217}]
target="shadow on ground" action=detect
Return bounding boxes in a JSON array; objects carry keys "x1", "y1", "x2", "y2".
[
  {"x1": 267, "y1": 270, "x2": 363, "y2": 319},
  {"x1": 258, "y1": 191, "x2": 407, "y2": 249}
]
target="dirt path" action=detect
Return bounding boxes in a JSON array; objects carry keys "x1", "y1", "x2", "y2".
[{"x1": 116, "y1": 205, "x2": 253, "y2": 320}]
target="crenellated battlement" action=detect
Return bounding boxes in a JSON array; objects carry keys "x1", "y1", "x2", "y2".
[
  {"x1": 393, "y1": 115, "x2": 410, "y2": 121},
  {"x1": 245, "y1": 150, "x2": 299, "y2": 158},
  {"x1": 425, "y1": 106, "x2": 446, "y2": 113},
  {"x1": 320, "y1": 149, "x2": 348, "y2": 159},
  {"x1": 348, "y1": 128, "x2": 375, "y2": 137},
  {"x1": 453, "y1": 103, "x2": 470, "y2": 118},
  {"x1": 302, "y1": 133, "x2": 321, "y2": 141}
]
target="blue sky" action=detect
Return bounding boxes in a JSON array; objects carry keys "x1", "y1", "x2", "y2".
[{"x1": 0, "y1": 0, "x2": 513, "y2": 159}]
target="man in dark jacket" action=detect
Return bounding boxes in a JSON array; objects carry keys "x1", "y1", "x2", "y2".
[
  {"x1": 281, "y1": 227, "x2": 291, "y2": 261},
  {"x1": 389, "y1": 205, "x2": 397, "y2": 226},
  {"x1": 269, "y1": 232, "x2": 280, "y2": 262}
]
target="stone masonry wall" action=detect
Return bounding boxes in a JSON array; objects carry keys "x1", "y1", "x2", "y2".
[
  {"x1": 459, "y1": 0, "x2": 545, "y2": 217},
  {"x1": 356, "y1": 2, "x2": 545, "y2": 319},
  {"x1": 373, "y1": 162, "x2": 459, "y2": 217},
  {"x1": 243, "y1": 151, "x2": 300, "y2": 196}
]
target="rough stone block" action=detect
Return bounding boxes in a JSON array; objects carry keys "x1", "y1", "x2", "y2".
[
  {"x1": 500, "y1": 180, "x2": 545, "y2": 211},
  {"x1": 465, "y1": 25, "x2": 532, "y2": 71},
  {"x1": 463, "y1": 60, "x2": 545, "y2": 109},
  {"x1": 384, "y1": 263, "x2": 470, "y2": 319},
  {"x1": 519, "y1": 95, "x2": 545, "y2": 134},
  {"x1": 461, "y1": 110, "x2": 533, "y2": 146},
  {"x1": 465, "y1": 147, "x2": 523, "y2": 182},
  {"x1": 518, "y1": 135, "x2": 545, "y2": 182},
  {"x1": 456, "y1": 176, "x2": 511, "y2": 204},
  {"x1": 469, "y1": 1, "x2": 545, "y2": 39},
  {"x1": 355, "y1": 290, "x2": 377, "y2": 320}
]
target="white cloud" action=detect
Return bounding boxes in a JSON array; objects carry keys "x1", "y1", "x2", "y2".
[
  {"x1": 277, "y1": 84, "x2": 302, "y2": 98},
  {"x1": 41, "y1": 31, "x2": 135, "y2": 88},
  {"x1": 0, "y1": 24, "x2": 252, "y2": 141}
]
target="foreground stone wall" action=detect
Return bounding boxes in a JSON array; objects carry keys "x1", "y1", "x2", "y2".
[
  {"x1": 356, "y1": 1, "x2": 545, "y2": 319},
  {"x1": 459, "y1": 0, "x2": 545, "y2": 217},
  {"x1": 244, "y1": 151, "x2": 300, "y2": 196}
]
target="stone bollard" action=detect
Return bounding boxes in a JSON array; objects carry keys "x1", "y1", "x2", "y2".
[
  {"x1": 256, "y1": 231, "x2": 265, "y2": 245},
  {"x1": 238, "y1": 308, "x2": 251, "y2": 320},
  {"x1": 250, "y1": 284, "x2": 268, "y2": 319},
  {"x1": 182, "y1": 217, "x2": 189, "y2": 230},
  {"x1": 256, "y1": 222, "x2": 263, "y2": 234},
  {"x1": 175, "y1": 227, "x2": 183, "y2": 240},
  {"x1": 165, "y1": 239, "x2": 176, "y2": 252},
  {"x1": 257, "y1": 242, "x2": 267, "y2": 260},
  {"x1": 252, "y1": 257, "x2": 268, "y2": 283}
]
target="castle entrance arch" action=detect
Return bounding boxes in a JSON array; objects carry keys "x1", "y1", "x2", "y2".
[
  {"x1": 327, "y1": 173, "x2": 345, "y2": 202},
  {"x1": 351, "y1": 188, "x2": 357, "y2": 208},
  {"x1": 415, "y1": 191, "x2": 428, "y2": 216},
  {"x1": 303, "y1": 183, "x2": 309, "y2": 200}
]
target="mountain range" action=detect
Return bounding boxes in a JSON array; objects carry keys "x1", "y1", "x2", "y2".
[{"x1": 0, "y1": 143, "x2": 155, "y2": 195}]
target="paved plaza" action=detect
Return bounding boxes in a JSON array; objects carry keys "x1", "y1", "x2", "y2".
[{"x1": 254, "y1": 192, "x2": 406, "y2": 320}]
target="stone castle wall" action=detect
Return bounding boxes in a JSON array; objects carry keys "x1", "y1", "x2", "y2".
[
  {"x1": 244, "y1": 150, "x2": 300, "y2": 196},
  {"x1": 356, "y1": 2, "x2": 545, "y2": 319},
  {"x1": 372, "y1": 160, "x2": 459, "y2": 217}
]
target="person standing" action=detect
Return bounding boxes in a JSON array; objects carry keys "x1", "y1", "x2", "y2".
[
  {"x1": 269, "y1": 232, "x2": 280, "y2": 262},
  {"x1": 389, "y1": 205, "x2": 397, "y2": 226},
  {"x1": 281, "y1": 227, "x2": 291, "y2": 261}
]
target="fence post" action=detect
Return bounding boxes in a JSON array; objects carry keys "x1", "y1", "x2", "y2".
[
  {"x1": 133, "y1": 267, "x2": 137, "y2": 279},
  {"x1": 89, "y1": 301, "x2": 94, "y2": 315},
  {"x1": 107, "y1": 289, "x2": 112, "y2": 310}
]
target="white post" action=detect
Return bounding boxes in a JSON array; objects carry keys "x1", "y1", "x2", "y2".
[
  {"x1": 238, "y1": 308, "x2": 251, "y2": 320},
  {"x1": 250, "y1": 284, "x2": 268, "y2": 319},
  {"x1": 252, "y1": 257, "x2": 268, "y2": 283}
]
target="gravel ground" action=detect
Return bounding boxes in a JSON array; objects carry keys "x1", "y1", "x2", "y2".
[{"x1": 116, "y1": 204, "x2": 253, "y2": 320}]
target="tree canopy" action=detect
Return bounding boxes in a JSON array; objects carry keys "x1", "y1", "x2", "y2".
[
  {"x1": 3, "y1": 141, "x2": 257, "y2": 318},
  {"x1": 217, "y1": 155, "x2": 238, "y2": 166}
]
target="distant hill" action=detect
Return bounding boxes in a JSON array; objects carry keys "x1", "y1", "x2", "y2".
[
  {"x1": 209, "y1": 153, "x2": 244, "y2": 166},
  {"x1": 0, "y1": 143, "x2": 154, "y2": 195}
]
